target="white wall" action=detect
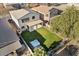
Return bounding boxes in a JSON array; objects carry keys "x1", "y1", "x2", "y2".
[
  {"x1": 20, "y1": 11, "x2": 40, "y2": 21},
  {"x1": 44, "y1": 12, "x2": 50, "y2": 21},
  {"x1": 18, "y1": 11, "x2": 40, "y2": 30},
  {"x1": 10, "y1": 13, "x2": 21, "y2": 29}
]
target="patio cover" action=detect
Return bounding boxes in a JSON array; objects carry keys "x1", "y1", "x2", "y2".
[{"x1": 25, "y1": 20, "x2": 43, "y2": 27}]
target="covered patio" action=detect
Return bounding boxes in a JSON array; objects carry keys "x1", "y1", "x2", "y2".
[{"x1": 25, "y1": 20, "x2": 43, "y2": 32}]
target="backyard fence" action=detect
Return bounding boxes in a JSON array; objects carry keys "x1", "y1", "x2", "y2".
[{"x1": 19, "y1": 35, "x2": 33, "y2": 55}]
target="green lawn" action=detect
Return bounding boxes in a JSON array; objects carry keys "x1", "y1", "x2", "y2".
[{"x1": 21, "y1": 27, "x2": 62, "y2": 49}]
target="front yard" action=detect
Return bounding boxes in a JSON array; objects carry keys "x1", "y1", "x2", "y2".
[{"x1": 21, "y1": 27, "x2": 62, "y2": 50}]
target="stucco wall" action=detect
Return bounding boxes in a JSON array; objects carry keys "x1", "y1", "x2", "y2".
[
  {"x1": 18, "y1": 12, "x2": 40, "y2": 31},
  {"x1": 10, "y1": 13, "x2": 21, "y2": 28},
  {"x1": 44, "y1": 12, "x2": 50, "y2": 21}
]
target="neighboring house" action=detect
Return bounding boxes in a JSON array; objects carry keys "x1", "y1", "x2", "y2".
[
  {"x1": 10, "y1": 3, "x2": 28, "y2": 9},
  {"x1": 0, "y1": 19, "x2": 22, "y2": 56},
  {"x1": 9, "y1": 9, "x2": 43, "y2": 32},
  {"x1": 3, "y1": 3, "x2": 28, "y2": 10},
  {"x1": 3, "y1": 3, "x2": 16, "y2": 10},
  {"x1": 31, "y1": 5, "x2": 63, "y2": 26},
  {"x1": 27, "y1": 3, "x2": 39, "y2": 8}
]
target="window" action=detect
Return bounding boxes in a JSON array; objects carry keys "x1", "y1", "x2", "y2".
[
  {"x1": 22, "y1": 18, "x2": 29, "y2": 23},
  {"x1": 25, "y1": 18, "x2": 29, "y2": 21},
  {"x1": 22, "y1": 20, "x2": 24, "y2": 23},
  {"x1": 21, "y1": 26, "x2": 25, "y2": 29},
  {"x1": 32, "y1": 16, "x2": 35, "y2": 19}
]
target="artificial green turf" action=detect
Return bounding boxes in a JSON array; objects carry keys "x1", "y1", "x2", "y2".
[{"x1": 21, "y1": 27, "x2": 62, "y2": 48}]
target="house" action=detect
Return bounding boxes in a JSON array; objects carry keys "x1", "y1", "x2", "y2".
[
  {"x1": 27, "y1": 3, "x2": 39, "y2": 8},
  {"x1": 3, "y1": 3, "x2": 28, "y2": 10},
  {"x1": 0, "y1": 19, "x2": 22, "y2": 56},
  {"x1": 31, "y1": 5, "x2": 63, "y2": 26},
  {"x1": 3, "y1": 3, "x2": 16, "y2": 10},
  {"x1": 9, "y1": 9, "x2": 43, "y2": 32}
]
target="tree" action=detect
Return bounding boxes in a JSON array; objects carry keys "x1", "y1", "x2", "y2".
[
  {"x1": 50, "y1": 5, "x2": 79, "y2": 40},
  {"x1": 33, "y1": 47, "x2": 47, "y2": 56},
  {"x1": 65, "y1": 45, "x2": 78, "y2": 56}
]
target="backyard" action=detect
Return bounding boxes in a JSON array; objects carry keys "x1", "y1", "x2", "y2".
[{"x1": 21, "y1": 27, "x2": 62, "y2": 50}]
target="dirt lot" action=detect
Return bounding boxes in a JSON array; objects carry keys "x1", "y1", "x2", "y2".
[{"x1": 0, "y1": 4, "x2": 9, "y2": 16}]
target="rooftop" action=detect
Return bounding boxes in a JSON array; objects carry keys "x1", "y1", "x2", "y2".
[
  {"x1": 53, "y1": 4, "x2": 68, "y2": 11},
  {"x1": 31, "y1": 5, "x2": 50, "y2": 14},
  {"x1": 32, "y1": 4, "x2": 68, "y2": 14},
  {"x1": 0, "y1": 19, "x2": 20, "y2": 48},
  {"x1": 9, "y1": 9, "x2": 30, "y2": 20}
]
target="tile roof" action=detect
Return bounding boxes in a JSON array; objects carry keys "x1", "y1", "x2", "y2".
[{"x1": 31, "y1": 5, "x2": 50, "y2": 14}]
